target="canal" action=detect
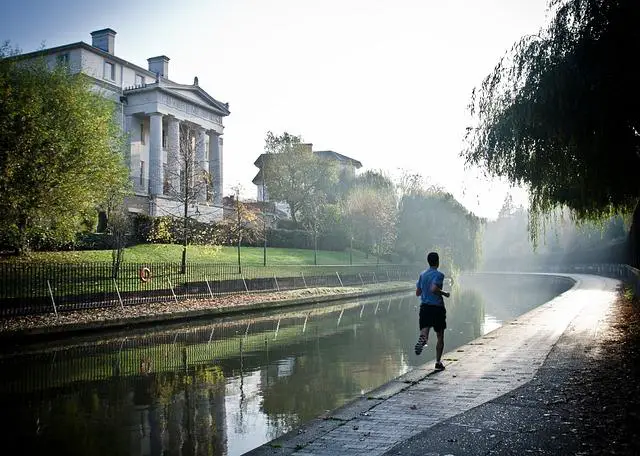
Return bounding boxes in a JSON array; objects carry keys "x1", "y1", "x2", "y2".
[{"x1": 0, "y1": 273, "x2": 572, "y2": 456}]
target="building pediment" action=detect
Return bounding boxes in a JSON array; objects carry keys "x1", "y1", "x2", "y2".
[
  {"x1": 162, "y1": 83, "x2": 230, "y2": 117},
  {"x1": 124, "y1": 82, "x2": 230, "y2": 118}
]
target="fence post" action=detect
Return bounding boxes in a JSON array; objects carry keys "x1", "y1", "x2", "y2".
[
  {"x1": 302, "y1": 312, "x2": 309, "y2": 333},
  {"x1": 167, "y1": 278, "x2": 178, "y2": 304},
  {"x1": 274, "y1": 317, "x2": 281, "y2": 340},
  {"x1": 241, "y1": 275, "x2": 250, "y2": 294},
  {"x1": 46, "y1": 279, "x2": 58, "y2": 318},
  {"x1": 205, "y1": 278, "x2": 214, "y2": 299},
  {"x1": 273, "y1": 275, "x2": 280, "y2": 292},
  {"x1": 336, "y1": 272, "x2": 344, "y2": 287},
  {"x1": 113, "y1": 278, "x2": 124, "y2": 311}
]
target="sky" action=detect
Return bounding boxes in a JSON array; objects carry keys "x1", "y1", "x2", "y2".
[{"x1": 1, "y1": 0, "x2": 551, "y2": 219}]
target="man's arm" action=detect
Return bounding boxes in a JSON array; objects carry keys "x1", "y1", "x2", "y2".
[{"x1": 430, "y1": 281, "x2": 450, "y2": 298}]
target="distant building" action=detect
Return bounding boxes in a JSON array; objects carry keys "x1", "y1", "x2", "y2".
[
  {"x1": 13, "y1": 28, "x2": 230, "y2": 222},
  {"x1": 252, "y1": 145, "x2": 362, "y2": 214}
]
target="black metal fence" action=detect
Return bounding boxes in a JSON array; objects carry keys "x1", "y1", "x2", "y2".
[{"x1": 0, "y1": 262, "x2": 419, "y2": 317}]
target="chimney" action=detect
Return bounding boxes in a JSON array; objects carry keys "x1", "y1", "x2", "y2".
[
  {"x1": 90, "y1": 28, "x2": 116, "y2": 54},
  {"x1": 148, "y1": 56, "x2": 170, "y2": 79}
]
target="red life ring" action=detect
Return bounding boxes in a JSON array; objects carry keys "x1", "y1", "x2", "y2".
[{"x1": 139, "y1": 267, "x2": 151, "y2": 282}]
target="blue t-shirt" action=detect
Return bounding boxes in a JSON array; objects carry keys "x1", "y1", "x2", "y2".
[{"x1": 417, "y1": 267, "x2": 445, "y2": 306}]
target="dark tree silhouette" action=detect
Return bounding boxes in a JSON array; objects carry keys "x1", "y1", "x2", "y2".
[{"x1": 463, "y1": 0, "x2": 640, "y2": 263}]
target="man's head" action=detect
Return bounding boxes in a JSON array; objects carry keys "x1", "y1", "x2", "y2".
[{"x1": 427, "y1": 252, "x2": 439, "y2": 268}]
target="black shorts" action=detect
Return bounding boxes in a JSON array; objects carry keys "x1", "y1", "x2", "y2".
[{"x1": 419, "y1": 305, "x2": 446, "y2": 332}]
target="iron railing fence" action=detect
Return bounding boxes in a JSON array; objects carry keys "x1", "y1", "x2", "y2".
[{"x1": 0, "y1": 262, "x2": 419, "y2": 317}]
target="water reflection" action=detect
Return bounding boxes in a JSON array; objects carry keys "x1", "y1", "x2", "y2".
[{"x1": 0, "y1": 274, "x2": 571, "y2": 455}]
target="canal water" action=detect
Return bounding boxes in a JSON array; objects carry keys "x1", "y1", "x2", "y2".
[{"x1": 0, "y1": 274, "x2": 571, "y2": 456}]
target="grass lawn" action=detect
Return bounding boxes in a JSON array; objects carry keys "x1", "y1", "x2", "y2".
[{"x1": 3, "y1": 244, "x2": 384, "y2": 265}]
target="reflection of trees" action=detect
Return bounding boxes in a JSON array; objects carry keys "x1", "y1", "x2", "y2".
[
  {"x1": 6, "y1": 384, "x2": 133, "y2": 456},
  {"x1": 152, "y1": 364, "x2": 226, "y2": 456},
  {"x1": 1, "y1": 363, "x2": 227, "y2": 456}
]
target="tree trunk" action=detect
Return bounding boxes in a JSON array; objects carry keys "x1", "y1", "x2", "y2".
[
  {"x1": 288, "y1": 201, "x2": 297, "y2": 225},
  {"x1": 16, "y1": 217, "x2": 29, "y2": 255},
  {"x1": 237, "y1": 235, "x2": 242, "y2": 274},
  {"x1": 314, "y1": 232, "x2": 318, "y2": 265},
  {"x1": 629, "y1": 199, "x2": 640, "y2": 268}
]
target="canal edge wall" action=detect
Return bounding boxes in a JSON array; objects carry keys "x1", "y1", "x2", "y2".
[{"x1": 0, "y1": 282, "x2": 415, "y2": 345}]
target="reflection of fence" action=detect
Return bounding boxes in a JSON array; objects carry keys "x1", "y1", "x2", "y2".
[
  {"x1": 0, "y1": 293, "x2": 412, "y2": 395},
  {"x1": 0, "y1": 262, "x2": 418, "y2": 317}
]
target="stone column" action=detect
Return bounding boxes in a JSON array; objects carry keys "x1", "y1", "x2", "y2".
[
  {"x1": 208, "y1": 132, "x2": 222, "y2": 205},
  {"x1": 166, "y1": 117, "x2": 180, "y2": 196},
  {"x1": 124, "y1": 115, "x2": 133, "y2": 170},
  {"x1": 196, "y1": 127, "x2": 207, "y2": 202},
  {"x1": 148, "y1": 113, "x2": 164, "y2": 196}
]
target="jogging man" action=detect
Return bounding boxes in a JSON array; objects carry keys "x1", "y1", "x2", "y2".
[{"x1": 414, "y1": 251, "x2": 450, "y2": 370}]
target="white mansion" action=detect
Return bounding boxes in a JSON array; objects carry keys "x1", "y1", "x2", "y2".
[{"x1": 17, "y1": 28, "x2": 229, "y2": 221}]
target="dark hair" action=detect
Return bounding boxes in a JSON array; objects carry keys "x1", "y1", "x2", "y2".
[{"x1": 427, "y1": 252, "x2": 439, "y2": 267}]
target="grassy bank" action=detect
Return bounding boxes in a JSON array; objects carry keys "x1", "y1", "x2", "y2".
[{"x1": 2, "y1": 244, "x2": 383, "y2": 265}]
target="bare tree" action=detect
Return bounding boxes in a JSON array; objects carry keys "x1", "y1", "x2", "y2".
[
  {"x1": 107, "y1": 204, "x2": 131, "y2": 279},
  {"x1": 226, "y1": 185, "x2": 262, "y2": 274},
  {"x1": 163, "y1": 122, "x2": 213, "y2": 273}
]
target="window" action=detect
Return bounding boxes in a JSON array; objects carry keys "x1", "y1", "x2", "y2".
[
  {"x1": 57, "y1": 53, "x2": 70, "y2": 66},
  {"x1": 103, "y1": 61, "x2": 115, "y2": 81},
  {"x1": 135, "y1": 74, "x2": 144, "y2": 86},
  {"x1": 139, "y1": 161, "x2": 145, "y2": 186},
  {"x1": 140, "y1": 123, "x2": 145, "y2": 144},
  {"x1": 163, "y1": 174, "x2": 170, "y2": 194},
  {"x1": 162, "y1": 128, "x2": 167, "y2": 149}
]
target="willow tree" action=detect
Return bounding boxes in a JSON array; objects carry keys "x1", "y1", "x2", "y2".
[
  {"x1": 0, "y1": 45, "x2": 129, "y2": 253},
  {"x1": 463, "y1": 0, "x2": 640, "y2": 263}
]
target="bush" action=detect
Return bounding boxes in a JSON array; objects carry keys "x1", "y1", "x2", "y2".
[
  {"x1": 318, "y1": 229, "x2": 350, "y2": 251},
  {"x1": 266, "y1": 229, "x2": 313, "y2": 249},
  {"x1": 276, "y1": 219, "x2": 302, "y2": 230},
  {"x1": 264, "y1": 228, "x2": 350, "y2": 251}
]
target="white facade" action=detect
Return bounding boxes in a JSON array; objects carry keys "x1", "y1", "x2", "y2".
[{"x1": 22, "y1": 28, "x2": 230, "y2": 222}]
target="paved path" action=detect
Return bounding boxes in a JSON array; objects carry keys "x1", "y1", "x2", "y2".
[{"x1": 246, "y1": 274, "x2": 619, "y2": 455}]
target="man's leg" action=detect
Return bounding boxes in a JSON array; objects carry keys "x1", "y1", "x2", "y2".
[
  {"x1": 421, "y1": 326, "x2": 430, "y2": 343},
  {"x1": 415, "y1": 326, "x2": 430, "y2": 355},
  {"x1": 435, "y1": 329, "x2": 445, "y2": 364}
]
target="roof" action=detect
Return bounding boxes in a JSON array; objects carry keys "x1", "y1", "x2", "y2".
[
  {"x1": 10, "y1": 42, "x2": 230, "y2": 115},
  {"x1": 124, "y1": 81, "x2": 230, "y2": 117},
  {"x1": 314, "y1": 150, "x2": 363, "y2": 168},
  {"x1": 252, "y1": 170, "x2": 264, "y2": 185},
  {"x1": 253, "y1": 151, "x2": 362, "y2": 169}
]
